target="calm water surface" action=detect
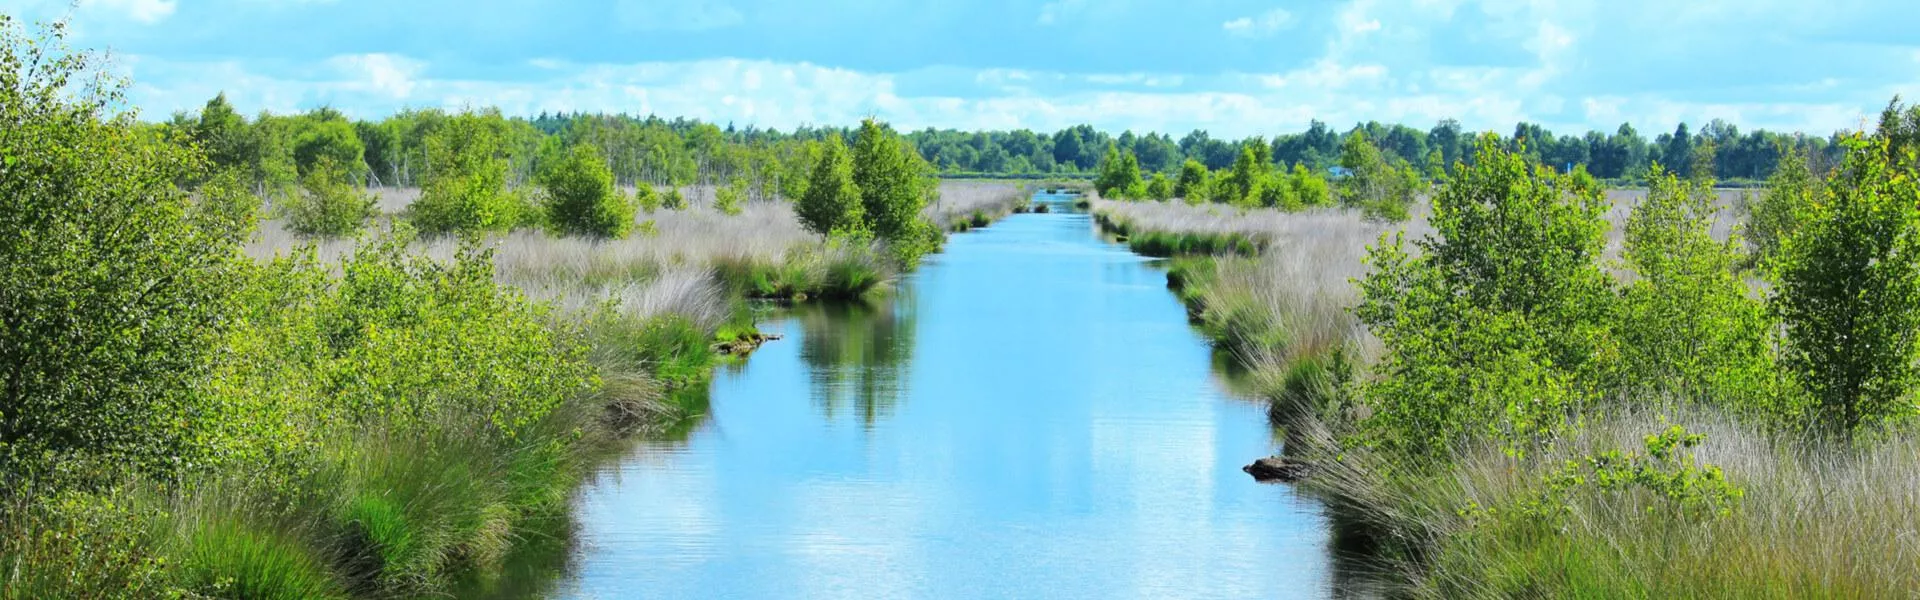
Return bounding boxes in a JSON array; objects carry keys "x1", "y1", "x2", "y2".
[{"x1": 549, "y1": 195, "x2": 1339, "y2": 598}]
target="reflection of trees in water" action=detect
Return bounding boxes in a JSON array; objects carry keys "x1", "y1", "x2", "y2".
[{"x1": 797, "y1": 298, "x2": 916, "y2": 428}]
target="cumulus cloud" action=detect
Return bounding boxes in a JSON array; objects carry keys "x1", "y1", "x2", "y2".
[{"x1": 1222, "y1": 9, "x2": 1295, "y2": 38}]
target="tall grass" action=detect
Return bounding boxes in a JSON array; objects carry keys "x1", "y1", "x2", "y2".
[
  {"x1": 1298, "y1": 405, "x2": 1920, "y2": 599},
  {"x1": 927, "y1": 180, "x2": 1029, "y2": 231},
  {"x1": 1111, "y1": 189, "x2": 1920, "y2": 597}
]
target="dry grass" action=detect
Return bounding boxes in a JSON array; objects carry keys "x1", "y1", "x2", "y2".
[
  {"x1": 925, "y1": 180, "x2": 1029, "y2": 229},
  {"x1": 1101, "y1": 191, "x2": 1920, "y2": 597},
  {"x1": 1300, "y1": 405, "x2": 1920, "y2": 599}
]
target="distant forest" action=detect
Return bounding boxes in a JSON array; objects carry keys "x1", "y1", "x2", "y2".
[{"x1": 164, "y1": 92, "x2": 1847, "y2": 195}]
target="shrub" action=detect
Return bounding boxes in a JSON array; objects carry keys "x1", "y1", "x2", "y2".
[
  {"x1": 1616, "y1": 165, "x2": 1784, "y2": 417},
  {"x1": 1771, "y1": 134, "x2": 1920, "y2": 436},
  {"x1": 285, "y1": 156, "x2": 378, "y2": 237},
  {"x1": 1174, "y1": 159, "x2": 1208, "y2": 201},
  {"x1": 1743, "y1": 145, "x2": 1818, "y2": 267},
  {"x1": 851, "y1": 119, "x2": 940, "y2": 266},
  {"x1": 539, "y1": 143, "x2": 633, "y2": 238},
  {"x1": 634, "y1": 184, "x2": 663, "y2": 212},
  {"x1": 0, "y1": 17, "x2": 242, "y2": 478},
  {"x1": 661, "y1": 187, "x2": 687, "y2": 210},
  {"x1": 1145, "y1": 173, "x2": 1173, "y2": 201},
  {"x1": 1094, "y1": 146, "x2": 1144, "y2": 198},
  {"x1": 1354, "y1": 135, "x2": 1615, "y2": 465},
  {"x1": 796, "y1": 135, "x2": 864, "y2": 237},
  {"x1": 713, "y1": 178, "x2": 747, "y2": 216},
  {"x1": 409, "y1": 111, "x2": 526, "y2": 235}
]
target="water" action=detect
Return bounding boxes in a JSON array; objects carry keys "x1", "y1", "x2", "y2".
[{"x1": 542, "y1": 194, "x2": 1340, "y2": 598}]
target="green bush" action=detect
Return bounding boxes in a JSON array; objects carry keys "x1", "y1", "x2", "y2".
[
  {"x1": 1772, "y1": 133, "x2": 1920, "y2": 436},
  {"x1": 713, "y1": 178, "x2": 748, "y2": 216},
  {"x1": 795, "y1": 135, "x2": 865, "y2": 237},
  {"x1": 285, "y1": 156, "x2": 377, "y2": 237},
  {"x1": 1616, "y1": 165, "x2": 1784, "y2": 417},
  {"x1": 1742, "y1": 145, "x2": 1818, "y2": 267},
  {"x1": 851, "y1": 119, "x2": 940, "y2": 266},
  {"x1": 408, "y1": 111, "x2": 528, "y2": 236},
  {"x1": 0, "y1": 18, "x2": 243, "y2": 478},
  {"x1": 1355, "y1": 135, "x2": 1615, "y2": 465},
  {"x1": 539, "y1": 143, "x2": 633, "y2": 238}
]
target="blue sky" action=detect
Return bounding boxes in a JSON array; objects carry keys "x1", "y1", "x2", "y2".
[{"x1": 10, "y1": 0, "x2": 1920, "y2": 137}]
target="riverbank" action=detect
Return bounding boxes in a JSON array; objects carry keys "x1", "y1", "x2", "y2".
[
  {"x1": 1091, "y1": 147, "x2": 1920, "y2": 598},
  {"x1": 3, "y1": 175, "x2": 1025, "y2": 598}
]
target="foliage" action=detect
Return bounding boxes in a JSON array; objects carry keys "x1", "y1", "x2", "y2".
[
  {"x1": 796, "y1": 135, "x2": 866, "y2": 237},
  {"x1": 712, "y1": 176, "x2": 748, "y2": 216},
  {"x1": 1742, "y1": 144, "x2": 1818, "y2": 266},
  {"x1": 1616, "y1": 165, "x2": 1784, "y2": 416},
  {"x1": 539, "y1": 143, "x2": 634, "y2": 239},
  {"x1": 1144, "y1": 172, "x2": 1173, "y2": 201},
  {"x1": 1771, "y1": 134, "x2": 1920, "y2": 436},
  {"x1": 1094, "y1": 145, "x2": 1144, "y2": 199},
  {"x1": 409, "y1": 110, "x2": 528, "y2": 235},
  {"x1": 1355, "y1": 135, "x2": 1616, "y2": 465},
  {"x1": 634, "y1": 183, "x2": 663, "y2": 213},
  {"x1": 0, "y1": 17, "x2": 242, "y2": 479},
  {"x1": 661, "y1": 187, "x2": 687, "y2": 210},
  {"x1": 285, "y1": 156, "x2": 378, "y2": 237},
  {"x1": 1340, "y1": 131, "x2": 1423, "y2": 222},
  {"x1": 292, "y1": 114, "x2": 365, "y2": 179},
  {"x1": 851, "y1": 119, "x2": 940, "y2": 266},
  {"x1": 1174, "y1": 158, "x2": 1208, "y2": 200}
]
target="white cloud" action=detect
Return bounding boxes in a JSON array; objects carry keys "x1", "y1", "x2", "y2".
[
  {"x1": 615, "y1": 0, "x2": 743, "y2": 31},
  {"x1": 1222, "y1": 9, "x2": 1295, "y2": 38},
  {"x1": 326, "y1": 54, "x2": 424, "y2": 99},
  {"x1": 82, "y1": 0, "x2": 177, "y2": 24}
]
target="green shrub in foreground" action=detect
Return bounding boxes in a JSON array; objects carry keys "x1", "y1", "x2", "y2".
[{"x1": 0, "y1": 17, "x2": 244, "y2": 479}]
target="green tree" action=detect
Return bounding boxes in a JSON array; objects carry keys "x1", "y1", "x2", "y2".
[
  {"x1": 713, "y1": 178, "x2": 748, "y2": 216},
  {"x1": 796, "y1": 136, "x2": 865, "y2": 237},
  {"x1": 1223, "y1": 142, "x2": 1269, "y2": 206},
  {"x1": 1094, "y1": 146, "x2": 1143, "y2": 199},
  {"x1": 851, "y1": 119, "x2": 938, "y2": 264},
  {"x1": 1355, "y1": 136, "x2": 1615, "y2": 464},
  {"x1": 409, "y1": 110, "x2": 527, "y2": 235},
  {"x1": 538, "y1": 143, "x2": 633, "y2": 238},
  {"x1": 285, "y1": 156, "x2": 377, "y2": 237},
  {"x1": 1772, "y1": 134, "x2": 1920, "y2": 436},
  {"x1": 292, "y1": 114, "x2": 365, "y2": 178},
  {"x1": 1174, "y1": 159, "x2": 1208, "y2": 201},
  {"x1": 1617, "y1": 165, "x2": 1782, "y2": 415},
  {"x1": 0, "y1": 17, "x2": 243, "y2": 477},
  {"x1": 193, "y1": 92, "x2": 251, "y2": 172},
  {"x1": 1290, "y1": 164, "x2": 1332, "y2": 207},
  {"x1": 1340, "y1": 132, "x2": 1418, "y2": 221},
  {"x1": 1144, "y1": 172, "x2": 1174, "y2": 201},
  {"x1": 1744, "y1": 145, "x2": 1818, "y2": 266}
]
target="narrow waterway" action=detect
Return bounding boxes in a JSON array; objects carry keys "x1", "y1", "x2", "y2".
[{"x1": 550, "y1": 194, "x2": 1341, "y2": 598}]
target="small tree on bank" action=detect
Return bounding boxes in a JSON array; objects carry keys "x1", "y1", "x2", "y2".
[
  {"x1": 796, "y1": 135, "x2": 865, "y2": 237},
  {"x1": 851, "y1": 119, "x2": 939, "y2": 265}
]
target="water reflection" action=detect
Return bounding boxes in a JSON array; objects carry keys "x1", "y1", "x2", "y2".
[{"x1": 796, "y1": 299, "x2": 915, "y2": 428}]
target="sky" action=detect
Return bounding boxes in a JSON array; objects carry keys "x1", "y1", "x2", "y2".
[{"x1": 8, "y1": 0, "x2": 1920, "y2": 137}]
